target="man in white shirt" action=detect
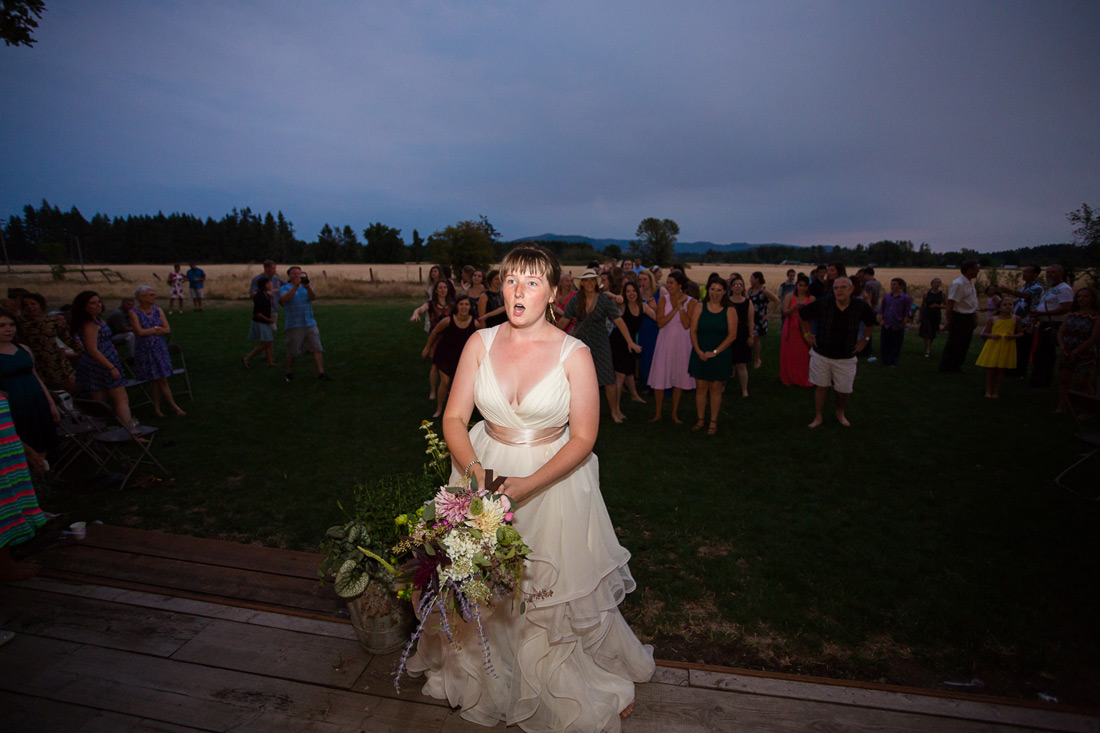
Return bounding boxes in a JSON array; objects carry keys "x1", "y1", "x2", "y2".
[
  {"x1": 1029, "y1": 264, "x2": 1074, "y2": 387},
  {"x1": 939, "y1": 260, "x2": 980, "y2": 374}
]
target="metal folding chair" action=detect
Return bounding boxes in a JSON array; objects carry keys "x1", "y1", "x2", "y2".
[
  {"x1": 167, "y1": 344, "x2": 193, "y2": 400},
  {"x1": 51, "y1": 392, "x2": 112, "y2": 475},
  {"x1": 1055, "y1": 391, "x2": 1100, "y2": 500},
  {"x1": 72, "y1": 398, "x2": 172, "y2": 490}
]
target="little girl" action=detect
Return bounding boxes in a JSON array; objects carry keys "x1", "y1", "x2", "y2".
[{"x1": 975, "y1": 296, "x2": 1022, "y2": 398}]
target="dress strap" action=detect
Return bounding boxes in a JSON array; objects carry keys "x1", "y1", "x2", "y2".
[{"x1": 559, "y1": 334, "x2": 587, "y2": 362}]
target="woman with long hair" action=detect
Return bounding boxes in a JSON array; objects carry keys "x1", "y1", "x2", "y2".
[
  {"x1": 466, "y1": 269, "x2": 486, "y2": 301},
  {"x1": 553, "y1": 271, "x2": 577, "y2": 331},
  {"x1": 19, "y1": 292, "x2": 81, "y2": 393},
  {"x1": 747, "y1": 271, "x2": 780, "y2": 369},
  {"x1": 129, "y1": 286, "x2": 185, "y2": 417},
  {"x1": 559, "y1": 269, "x2": 641, "y2": 422},
  {"x1": 636, "y1": 268, "x2": 665, "y2": 390},
  {"x1": 780, "y1": 273, "x2": 815, "y2": 387},
  {"x1": 728, "y1": 276, "x2": 755, "y2": 397},
  {"x1": 411, "y1": 279, "x2": 457, "y2": 401},
  {"x1": 478, "y1": 269, "x2": 508, "y2": 328},
  {"x1": 688, "y1": 275, "x2": 737, "y2": 435},
  {"x1": 408, "y1": 245, "x2": 654, "y2": 728},
  {"x1": 610, "y1": 280, "x2": 655, "y2": 416},
  {"x1": 70, "y1": 291, "x2": 134, "y2": 426},
  {"x1": 0, "y1": 307, "x2": 59, "y2": 470},
  {"x1": 423, "y1": 296, "x2": 479, "y2": 418},
  {"x1": 1055, "y1": 286, "x2": 1100, "y2": 412},
  {"x1": 647, "y1": 269, "x2": 696, "y2": 423}
]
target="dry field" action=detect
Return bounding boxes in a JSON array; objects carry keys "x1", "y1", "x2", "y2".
[{"x1": 0, "y1": 262, "x2": 992, "y2": 306}]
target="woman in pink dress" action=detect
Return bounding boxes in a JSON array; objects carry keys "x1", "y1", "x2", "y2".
[
  {"x1": 647, "y1": 269, "x2": 696, "y2": 423},
  {"x1": 780, "y1": 273, "x2": 815, "y2": 387}
]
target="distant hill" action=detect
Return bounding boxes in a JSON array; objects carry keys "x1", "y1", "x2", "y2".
[{"x1": 509, "y1": 233, "x2": 788, "y2": 256}]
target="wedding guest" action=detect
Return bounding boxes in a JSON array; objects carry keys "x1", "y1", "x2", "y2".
[
  {"x1": 809, "y1": 265, "x2": 828, "y2": 299},
  {"x1": 780, "y1": 274, "x2": 814, "y2": 387},
  {"x1": 727, "y1": 276, "x2": 754, "y2": 397},
  {"x1": 997, "y1": 264, "x2": 1044, "y2": 378},
  {"x1": 0, "y1": 308, "x2": 59, "y2": 468},
  {"x1": 466, "y1": 269, "x2": 486, "y2": 301},
  {"x1": 636, "y1": 269, "x2": 665, "y2": 389},
  {"x1": 186, "y1": 262, "x2": 206, "y2": 312},
  {"x1": 860, "y1": 267, "x2": 883, "y2": 361},
  {"x1": 777, "y1": 269, "x2": 798, "y2": 318},
  {"x1": 975, "y1": 296, "x2": 1022, "y2": 399},
  {"x1": 423, "y1": 296, "x2": 479, "y2": 418},
  {"x1": 1030, "y1": 264, "x2": 1074, "y2": 388},
  {"x1": 129, "y1": 286, "x2": 185, "y2": 417},
  {"x1": 553, "y1": 271, "x2": 577, "y2": 330},
  {"x1": 879, "y1": 278, "x2": 914, "y2": 367},
  {"x1": 411, "y1": 279, "x2": 456, "y2": 401},
  {"x1": 648, "y1": 269, "x2": 695, "y2": 423},
  {"x1": 279, "y1": 267, "x2": 332, "y2": 382},
  {"x1": 71, "y1": 291, "x2": 135, "y2": 426},
  {"x1": 798, "y1": 277, "x2": 876, "y2": 428},
  {"x1": 940, "y1": 260, "x2": 980, "y2": 374},
  {"x1": 559, "y1": 269, "x2": 640, "y2": 423},
  {"x1": 0, "y1": 394, "x2": 46, "y2": 581},
  {"x1": 167, "y1": 263, "x2": 186, "y2": 314},
  {"x1": 610, "y1": 281, "x2": 654, "y2": 417},
  {"x1": 747, "y1": 272, "x2": 780, "y2": 369},
  {"x1": 105, "y1": 297, "x2": 136, "y2": 359},
  {"x1": 478, "y1": 270, "x2": 508, "y2": 328},
  {"x1": 982, "y1": 285, "x2": 1003, "y2": 325},
  {"x1": 1055, "y1": 286, "x2": 1100, "y2": 412},
  {"x1": 19, "y1": 293, "x2": 81, "y2": 393},
  {"x1": 688, "y1": 275, "x2": 736, "y2": 435},
  {"x1": 458, "y1": 265, "x2": 475, "y2": 297},
  {"x1": 243, "y1": 276, "x2": 276, "y2": 368},
  {"x1": 249, "y1": 259, "x2": 285, "y2": 328},
  {"x1": 919, "y1": 278, "x2": 946, "y2": 358}
]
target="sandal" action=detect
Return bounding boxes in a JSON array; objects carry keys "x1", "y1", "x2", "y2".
[
  {"x1": 692, "y1": 419, "x2": 705, "y2": 432},
  {"x1": 707, "y1": 421, "x2": 718, "y2": 436}
]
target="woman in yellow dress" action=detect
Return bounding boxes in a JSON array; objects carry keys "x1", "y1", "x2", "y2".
[{"x1": 975, "y1": 297, "x2": 1022, "y2": 398}]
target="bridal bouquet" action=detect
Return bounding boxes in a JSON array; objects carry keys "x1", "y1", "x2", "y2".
[{"x1": 391, "y1": 474, "x2": 549, "y2": 690}]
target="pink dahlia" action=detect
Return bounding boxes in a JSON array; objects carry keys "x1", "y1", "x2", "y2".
[{"x1": 435, "y1": 490, "x2": 472, "y2": 524}]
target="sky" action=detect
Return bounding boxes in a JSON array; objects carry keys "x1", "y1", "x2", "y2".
[{"x1": 2, "y1": 1, "x2": 1098, "y2": 253}]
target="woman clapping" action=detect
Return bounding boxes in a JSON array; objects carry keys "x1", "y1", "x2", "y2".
[{"x1": 688, "y1": 275, "x2": 737, "y2": 435}]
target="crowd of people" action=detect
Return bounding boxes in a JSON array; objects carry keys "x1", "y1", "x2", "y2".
[{"x1": 409, "y1": 257, "x2": 1100, "y2": 429}]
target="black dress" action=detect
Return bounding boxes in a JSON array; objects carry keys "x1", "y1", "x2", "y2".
[
  {"x1": 432, "y1": 317, "x2": 478, "y2": 378},
  {"x1": 610, "y1": 305, "x2": 644, "y2": 375},
  {"x1": 729, "y1": 299, "x2": 751, "y2": 364},
  {"x1": 483, "y1": 291, "x2": 507, "y2": 328},
  {"x1": 919, "y1": 291, "x2": 944, "y2": 339}
]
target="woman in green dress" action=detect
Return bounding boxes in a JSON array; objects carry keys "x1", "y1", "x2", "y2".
[{"x1": 688, "y1": 274, "x2": 738, "y2": 436}]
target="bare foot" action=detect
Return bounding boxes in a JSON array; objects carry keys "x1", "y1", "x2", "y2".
[
  {"x1": 753, "y1": 359, "x2": 762, "y2": 369},
  {"x1": 836, "y1": 412, "x2": 850, "y2": 427},
  {"x1": 808, "y1": 417, "x2": 823, "y2": 428},
  {"x1": 431, "y1": 410, "x2": 442, "y2": 418},
  {"x1": 173, "y1": 408, "x2": 187, "y2": 416},
  {"x1": 428, "y1": 393, "x2": 436, "y2": 401},
  {"x1": 620, "y1": 702, "x2": 635, "y2": 719},
  {"x1": 648, "y1": 414, "x2": 661, "y2": 423},
  {"x1": 613, "y1": 413, "x2": 627, "y2": 423},
  {"x1": 153, "y1": 410, "x2": 165, "y2": 418},
  {"x1": 631, "y1": 395, "x2": 647, "y2": 403},
  {"x1": 671, "y1": 415, "x2": 682, "y2": 424}
]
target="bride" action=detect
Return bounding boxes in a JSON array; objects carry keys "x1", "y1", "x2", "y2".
[{"x1": 408, "y1": 246, "x2": 655, "y2": 732}]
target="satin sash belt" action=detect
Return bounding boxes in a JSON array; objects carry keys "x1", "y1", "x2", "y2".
[{"x1": 484, "y1": 422, "x2": 566, "y2": 447}]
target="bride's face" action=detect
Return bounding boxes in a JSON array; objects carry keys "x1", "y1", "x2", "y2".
[{"x1": 503, "y1": 269, "x2": 555, "y2": 328}]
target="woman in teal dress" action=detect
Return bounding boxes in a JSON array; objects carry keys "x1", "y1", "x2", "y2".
[
  {"x1": 0, "y1": 308, "x2": 59, "y2": 468},
  {"x1": 688, "y1": 275, "x2": 738, "y2": 436}
]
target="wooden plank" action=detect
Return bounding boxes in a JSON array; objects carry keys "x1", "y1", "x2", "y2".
[
  {"x1": 71, "y1": 523, "x2": 324, "y2": 579},
  {"x1": 0, "y1": 691, "x2": 203, "y2": 732},
  {"x1": 690, "y1": 668, "x2": 1100, "y2": 733},
  {"x1": 628, "y1": 681, "x2": 1028, "y2": 733},
  {"x1": 0, "y1": 585, "x2": 211, "y2": 657},
  {"x1": 32, "y1": 545, "x2": 342, "y2": 615},
  {"x1": 2, "y1": 642, "x2": 455, "y2": 733},
  {"x1": 20, "y1": 576, "x2": 357, "y2": 640},
  {"x1": 171, "y1": 618, "x2": 370, "y2": 689}
]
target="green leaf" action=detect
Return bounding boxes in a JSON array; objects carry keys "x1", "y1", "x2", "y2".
[
  {"x1": 424, "y1": 542, "x2": 435, "y2": 556},
  {"x1": 520, "y1": 601, "x2": 526, "y2": 614}
]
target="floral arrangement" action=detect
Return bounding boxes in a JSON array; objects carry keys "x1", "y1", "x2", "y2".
[{"x1": 391, "y1": 474, "x2": 550, "y2": 690}]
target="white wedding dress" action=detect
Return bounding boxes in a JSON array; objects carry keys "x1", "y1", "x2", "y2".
[{"x1": 408, "y1": 326, "x2": 655, "y2": 732}]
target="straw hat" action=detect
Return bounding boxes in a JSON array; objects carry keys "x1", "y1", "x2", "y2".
[{"x1": 573, "y1": 268, "x2": 600, "y2": 289}]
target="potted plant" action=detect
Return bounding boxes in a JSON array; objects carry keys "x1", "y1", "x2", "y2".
[{"x1": 319, "y1": 422, "x2": 448, "y2": 654}]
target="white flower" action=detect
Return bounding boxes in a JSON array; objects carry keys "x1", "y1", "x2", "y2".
[{"x1": 468, "y1": 497, "x2": 505, "y2": 535}]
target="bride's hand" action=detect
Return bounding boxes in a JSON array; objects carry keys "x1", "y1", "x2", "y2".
[{"x1": 500, "y1": 475, "x2": 534, "y2": 504}]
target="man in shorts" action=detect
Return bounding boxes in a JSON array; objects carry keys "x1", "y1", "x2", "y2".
[
  {"x1": 279, "y1": 266, "x2": 331, "y2": 382},
  {"x1": 186, "y1": 262, "x2": 206, "y2": 311},
  {"x1": 797, "y1": 277, "x2": 876, "y2": 428}
]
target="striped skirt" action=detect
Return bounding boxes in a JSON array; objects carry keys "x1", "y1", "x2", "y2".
[{"x1": 0, "y1": 396, "x2": 45, "y2": 549}]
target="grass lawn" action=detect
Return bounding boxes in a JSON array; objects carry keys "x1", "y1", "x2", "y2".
[{"x1": 43, "y1": 300, "x2": 1100, "y2": 705}]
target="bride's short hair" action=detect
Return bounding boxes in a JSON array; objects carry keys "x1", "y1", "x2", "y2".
[{"x1": 500, "y1": 245, "x2": 562, "y2": 323}]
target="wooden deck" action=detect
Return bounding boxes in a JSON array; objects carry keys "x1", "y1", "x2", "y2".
[{"x1": 2, "y1": 525, "x2": 1096, "y2": 732}]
